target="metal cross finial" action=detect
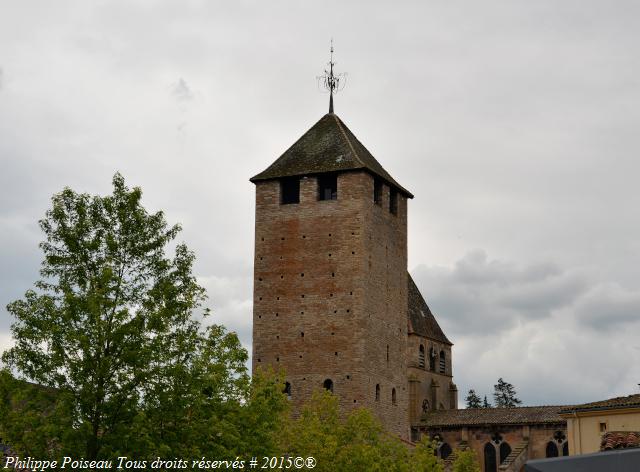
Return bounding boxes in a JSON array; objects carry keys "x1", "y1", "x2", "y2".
[{"x1": 318, "y1": 39, "x2": 346, "y2": 113}]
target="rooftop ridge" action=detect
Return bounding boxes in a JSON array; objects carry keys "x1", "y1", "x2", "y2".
[
  {"x1": 423, "y1": 405, "x2": 570, "y2": 428},
  {"x1": 559, "y1": 393, "x2": 640, "y2": 414}
]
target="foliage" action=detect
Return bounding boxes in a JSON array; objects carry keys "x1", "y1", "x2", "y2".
[
  {"x1": 237, "y1": 368, "x2": 291, "y2": 458},
  {"x1": 465, "y1": 389, "x2": 482, "y2": 408},
  {"x1": 278, "y1": 389, "x2": 444, "y2": 472},
  {"x1": 482, "y1": 395, "x2": 492, "y2": 408},
  {"x1": 493, "y1": 378, "x2": 521, "y2": 408},
  {"x1": 1, "y1": 174, "x2": 286, "y2": 461},
  {"x1": 0, "y1": 369, "x2": 80, "y2": 457},
  {"x1": 412, "y1": 436, "x2": 444, "y2": 472},
  {"x1": 451, "y1": 449, "x2": 481, "y2": 472}
]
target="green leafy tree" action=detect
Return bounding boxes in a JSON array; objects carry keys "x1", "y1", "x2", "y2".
[
  {"x1": 482, "y1": 395, "x2": 492, "y2": 408},
  {"x1": 451, "y1": 449, "x2": 481, "y2": 472},
  {"x1": 412, "y1": 436, "x2": 444, "y2": 472},
  {"x1": 1, "y1": 174, "x2": 272, "y2": 461},
  {"x1": 279, "y1": 390, "x2": 443, "y2": 472},
  {"x1": 0, "y1": 369, "x2": 80, "y2": 458},
  {"x1": 493, "y1": 378, "x2": 522, "y2": 408},
  {"x1": 465, "y1": 389, "x2": 482, "y2": 408}
]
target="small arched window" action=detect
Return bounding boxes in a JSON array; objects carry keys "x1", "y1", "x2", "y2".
[
  {"x1": 429, "y1": 347, "x2": 436, "y2": 370},
  {"x1": 375, "y1": 384, "x2": 380, "y2": 401},
  {"x1": 418, "y1": 345, "x2": 425, "y2": 368},
  {"x1": 283, "y1": 382, "x2": 292, "y2": 400},
  {"x1": 392, "y1": 388, "x2": 397, "y2": 405},
  {"x1": 439, "y1": 350, "x2": 446, "y2": 374},
  {"x1": 546, "y1": 442, "x2": 559, "y2": 458},
  {"x1": 421, "y1": 399, "x2": 429, "y2": 413},
  {"x1": 323, "y1": 378, "x2": 333, "y2": 393}
]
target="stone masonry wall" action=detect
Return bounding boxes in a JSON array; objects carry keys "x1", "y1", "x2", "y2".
[
  {"x1": 407, "y1": 334, "x2": 455, "y2": 425},
  {"x1": 424, "y1": 424, "x2": 567, "y2": 472},
  {"x1": 252, "y1": 171, "x2": 409, "y2": 438},
  {"x1": 360, "y1": 173, "x2": 409, "y2": 438}
]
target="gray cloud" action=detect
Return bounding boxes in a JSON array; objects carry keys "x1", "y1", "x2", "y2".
[
  {"x1": 411, "y1": 250, "x2": 640, "y2": 405},
  {"x1": 412, "y1": 250, "x2": 589, "y2": 334},
  {"x1": 575, "y1": 284, "x2": 640, "y2": 330}
]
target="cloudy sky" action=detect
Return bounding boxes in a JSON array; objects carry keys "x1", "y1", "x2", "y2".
[{"x1": 1, "y1": 0, "x2": 639, "y2": 407}]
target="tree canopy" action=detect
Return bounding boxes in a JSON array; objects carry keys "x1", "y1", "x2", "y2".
[
  {"x1": 493, "y1": 378, "x2": 522, "y2": 408},
  {"x1": 279, "y1": 389, "x2": 446, "y2": 472},
  {"x1": 1, "y1": 174, "x2": 480, "y2": 470},
  {"x1": 465, "y1": 389, "x2": 482, "y2": 408},
  {"x1": 1, "y1": 174, "x2": 287, "y2": 460}
]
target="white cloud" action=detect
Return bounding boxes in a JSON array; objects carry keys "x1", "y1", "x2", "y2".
[
  {"x1": 198, "y1": 274, "x2": 253, "y2": 351},
  {"x1": 0, "y1": 333, "x2": 14, "y2": 359},
  {"x1": 412, "y1": 250, "x2": 589, "y2": 335},
  {"x1": 172, "y1": 78, "x2": 194, "y2": 102}
]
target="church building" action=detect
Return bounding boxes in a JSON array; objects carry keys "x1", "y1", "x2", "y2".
[
  {"x1": 250, "y1": 110, "x2": 457, "y2": 440},
  {"x1": 248, "y1": 51, "x2": 577, "y2": 472},
  {"x1": 248, "y1": 110, "x2": 575, "y2": 470}
]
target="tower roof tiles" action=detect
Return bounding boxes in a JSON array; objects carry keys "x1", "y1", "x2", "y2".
[
  {"x1": 250, "y1": 113, "x2": 413, "y2": 198},
  {"x1": 408, "y1": 274, "x2": 452, "y2": 345}
]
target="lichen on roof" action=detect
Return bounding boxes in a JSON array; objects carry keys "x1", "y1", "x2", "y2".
[{"x1": 250, "y1": 113, "x2": 413, "y2": 198}]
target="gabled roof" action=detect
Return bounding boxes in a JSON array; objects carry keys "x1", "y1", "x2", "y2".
[
  {"x1": 250, "y1": 113, "x2": 413, "y2": 198},
  {"x1": 423, "y1": 406, "x2": 567, "y2": 428},
  {"x1": 407, "y1": 274, "x2": 452, "y2": 345},
  {"x1": 559, "y1": 394, "x2": 640, "y2": 415}
]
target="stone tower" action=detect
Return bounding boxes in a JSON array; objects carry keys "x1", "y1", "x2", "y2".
[{"x1": 250, "y1": 112, "x2": 414, "y2": 438}]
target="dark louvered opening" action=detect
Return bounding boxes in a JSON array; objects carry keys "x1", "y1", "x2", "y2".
[{"x1": 281, "y1": 177, "x2": 300, "y2": 204}]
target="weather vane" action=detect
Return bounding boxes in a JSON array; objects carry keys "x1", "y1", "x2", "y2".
[{"x1": 318, "y1": 39, "x2": 346, "y2": 113}]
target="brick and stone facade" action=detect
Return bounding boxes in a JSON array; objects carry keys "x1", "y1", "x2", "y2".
[
  {"x1": 252, "y1": 170, "x2": 410, "y2": 436},
  {"x1": 250, "y1": 112, "x2": 449, "y2": 439},
  {"x1": 422, "y1": 407, "x2": 569, "y2": 471}
]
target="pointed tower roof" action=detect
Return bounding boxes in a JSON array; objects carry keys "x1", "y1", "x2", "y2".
[{"x1": 250, "y1": 113, "x2": 413, "y2": 198}]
